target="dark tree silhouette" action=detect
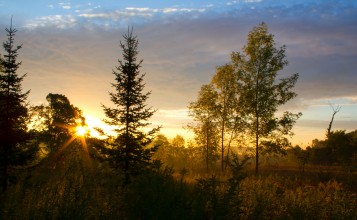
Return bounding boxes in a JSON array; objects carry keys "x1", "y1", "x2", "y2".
[
  {"x1": 102, "y1": 28, "x2": 160, "y2": 184},
  {"x1": 30, "y1": 93, "x2": 86, "y2": 152},
  {"x1": 0, "y1": 19, "x2": 30, "y2": 191}
]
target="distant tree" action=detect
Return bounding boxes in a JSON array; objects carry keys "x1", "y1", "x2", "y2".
[
  {"x1": 0, "y1": 19, "x2": 31, "y2": 191},
  {"x1": 171, "y1": 134, "x2": 185, "y2": 148},
  {"x1": 169, "y1": 135, "x2": 189, "y2": 170},
  {"x1": 102, "y1": 28, "x2": 160, "y2": 184},
  {"x1": 30, "y1": 93, "x2": 86, "y2": 152},
  {"x1": 231, "y1": 23, "x2": 301, "y2": 174},
  {"x1": 309, "y1": 130, "x2": 357, "y2": 166},
  {"x1": 151, "y1": 134, "x2": 170, "y2": 163},
  {"x1": 188, "y1": 84, "x2": 219, "y2": 173},
  {"x1": 290, "y1": 145, "x2": 310, "y2": 173}
]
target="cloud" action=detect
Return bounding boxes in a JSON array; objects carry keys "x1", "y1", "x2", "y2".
[
  {"x1": 17, "y1": 1, "x2": 357, "y2": 110},
  {"x1": 24, "y1": 15, "x2": 77, "y2": 29},
  {"x1": 162, "y1": 8, "x2": 205, "y2": 14},
  {"x1": 3, "y1": 0, "x2": 356, "y2": 142},
  {"x1": 59, "y1": 2, "x2": 71, "y2": 10},
  {"x1": 126, "y1": 7, "x2": 155, "y2": 12}
]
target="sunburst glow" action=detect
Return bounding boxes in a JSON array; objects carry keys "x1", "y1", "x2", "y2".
[{"x1": 76, "y1": 126, "x2": 88, "y2": 137}]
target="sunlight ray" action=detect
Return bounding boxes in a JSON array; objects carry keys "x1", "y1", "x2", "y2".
[
  {"x1": 53, "y1": 136, "x2": 76, "y2": 160},
  {"x1": 79, "y1": 136, "x2": 92, "y2": 169}
]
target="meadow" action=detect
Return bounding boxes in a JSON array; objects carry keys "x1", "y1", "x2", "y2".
[{"x1": 1, "y1": 147, "x2": 356, "y2": 219}]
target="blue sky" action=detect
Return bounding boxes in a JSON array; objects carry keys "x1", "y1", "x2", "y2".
[{"x1": 0, "y1": 0, "x2": 356, "y2": 145}]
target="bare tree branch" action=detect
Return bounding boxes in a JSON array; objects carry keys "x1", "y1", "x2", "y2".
[{"x1": 327, "y1": 102, "x2": 341, "y2": 137}]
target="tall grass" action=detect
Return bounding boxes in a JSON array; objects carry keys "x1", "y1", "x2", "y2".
[{"x1": 1, "y1": 154, "x2": 356, "y2": 219}]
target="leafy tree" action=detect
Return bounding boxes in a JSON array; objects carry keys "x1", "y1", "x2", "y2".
[
  {"x1": 102, "y1": 28, "x2": 160, "y2": 184},
  {"x1": 231, "y1": 23, "x2": 301, "y2": 174},
  {"x1": 151, "y1": 134, "x2": 170, "y2": 163},
  {"x1": 188, "y1": 84, "x2": 219, "y2": 173},
  {"x1": 171, "y1": 134, "x2": 185, "y2": 148},
  {"x1": 30, "y1": 93, "x2": 86, "y2": 152},
  {"x1": 211, "y1": 64, "x2": 242, "y2": 171},
  {"x1": 0, "y1": 19, "x2": 32, "y2": 191}
]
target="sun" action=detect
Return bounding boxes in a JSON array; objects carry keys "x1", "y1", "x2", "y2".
[
  {"x1": 75, "y1": 125, "x2": 88, "y2": 137},
  {"x1": 83, "y1": 113, "x2": 116, "y2": 138}
]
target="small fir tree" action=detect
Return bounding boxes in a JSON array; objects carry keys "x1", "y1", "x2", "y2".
[{"x1": 102, "y1": 28, "x2": 160, "y2": 184}]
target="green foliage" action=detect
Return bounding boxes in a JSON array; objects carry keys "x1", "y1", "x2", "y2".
[
  {"x1": 231, "y1": 22, "x2": 301, "y2": 174},
  {"x1": 211, "y1": 64, "x2": 243, "y2": 172},
  {"x1": 188, "y1": 23, "x2": 301, "y2": 175}
]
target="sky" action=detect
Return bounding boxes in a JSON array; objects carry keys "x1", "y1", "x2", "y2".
[{"x1": 0, "y1": 0, "x2": 356, "y2": 146}]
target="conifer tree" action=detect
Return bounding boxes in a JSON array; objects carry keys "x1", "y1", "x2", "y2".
[
  {"x1": 102, "y1": 28, "x2": 159, "y2": 184},
  {"x1": 0, "y1": 19, "x2": 30, "y2": 191}
]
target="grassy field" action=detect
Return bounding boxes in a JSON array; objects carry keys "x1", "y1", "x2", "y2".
[{"x1": 1, "y1": 161, "x2": 356, "y2": 219}]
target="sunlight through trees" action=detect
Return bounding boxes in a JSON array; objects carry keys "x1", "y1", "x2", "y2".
[{"x1": 0, "y1": 20, "x2": 356, "y2": 219}]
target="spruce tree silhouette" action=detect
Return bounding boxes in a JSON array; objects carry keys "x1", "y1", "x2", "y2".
[
  {"x1": 0, "y1": 18, "x2": 30, "y2": 191},
  {"x1": 102, "y1": 28, "x2": 160, "y2": 184}
]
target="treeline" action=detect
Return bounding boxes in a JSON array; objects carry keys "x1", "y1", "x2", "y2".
[{"x1": 290, "y1": 130, "x2": 357, "y2": 169}]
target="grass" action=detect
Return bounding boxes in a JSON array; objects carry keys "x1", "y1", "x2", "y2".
[{"x1": 0, "y1": 158, "x2": 356, "y2": 219}]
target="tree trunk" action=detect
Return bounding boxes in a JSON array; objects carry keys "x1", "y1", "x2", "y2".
[
  {"x1": 221, "y1": 120, "x2": 224, "y2": 172},
  {"x1": 206, "y1": 126, "x2": 209, "y2": 173},
  {"x1": 255, "y1": 127, "x2": 259, "y2": 175},
  {"x1": 2, "y1": 146, "x2": 8, "y2": 192},
  {"x1": 255, "y1": 70, "x2": 260, "y2": 175},
  {"x1": 327, "y1": 105, "x2": 341, "y2": 138},
  {"x1": 124, "y1": 105, "x2": 130, "y2": 185}
]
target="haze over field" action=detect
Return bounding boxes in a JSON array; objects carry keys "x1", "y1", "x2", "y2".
[{"x1": 1, "y1": 0, "x2": 356, "y2": 145}]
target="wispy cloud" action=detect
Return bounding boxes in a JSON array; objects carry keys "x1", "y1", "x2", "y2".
[
  {"x1": 24, "y1": 6, "x2": 208, "y2": 30},
  {"x1": 59, "y1": 2, "x2": 71, "y2": 10},
  {"x1": 24, "y1": 15, "x2": 77, "y2": 29},
  {"x1": 162, "y1": 8, "x2": 205, "y2": 14}
]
